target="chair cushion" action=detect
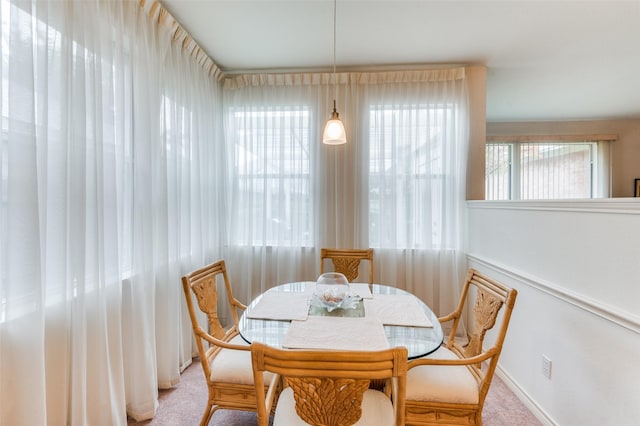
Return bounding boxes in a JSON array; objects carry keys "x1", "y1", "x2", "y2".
[
  {"x1": 406, "y1": 346, "x2": 479, "y2": 404},
  {"x1": 273, "y1": 387, "x2": 395, "y2": 426},
  {"x1": 210, "y1": 335, "x2": 273, "y2": 384}
]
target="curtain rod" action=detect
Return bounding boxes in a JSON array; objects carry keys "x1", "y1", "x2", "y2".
[
  {"x1": 139, "y1": 0, "x2": 223, "y2": 81},
  {"x1": 487, "y1": 134, "x2": 618, "y2": 142},
  {"x1": 221, "y1": 62, "x2": 470, "y2": 76}
]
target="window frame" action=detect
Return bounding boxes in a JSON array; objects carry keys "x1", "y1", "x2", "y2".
[
  {"x1": 367, "y1": 102, "x2": 460, "y2": 250},
  {"x1": 485, "y1": 134, "x2": 615, "y2": 201},
  {"x1": 226, "y1": 106, "x2": 314, "y2": 248}
]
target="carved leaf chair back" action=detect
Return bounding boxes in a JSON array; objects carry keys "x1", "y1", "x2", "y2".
[
  {"x1": 182, "y1": 260, "x2": 267, "y2": 426},
  {"x1": 320, "y1": 248, "x2": 374, "y2": 284},
  {"x1": 405, "y1": 269, "x2": 517, "y2": 426},
  {"x1": 251, "y1": 342, "x2": 407, "y2": 426}
]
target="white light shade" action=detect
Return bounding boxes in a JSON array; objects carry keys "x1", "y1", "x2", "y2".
[{"x1": 322, "y1": 118, "x2": 347, "y2": 145}]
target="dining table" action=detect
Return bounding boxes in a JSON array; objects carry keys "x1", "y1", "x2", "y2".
[{"x1": 238, "y1": 281, "x2": 443, "y2": 359}]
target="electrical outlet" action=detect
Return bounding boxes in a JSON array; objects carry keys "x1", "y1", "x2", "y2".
[{"x1": 541, "y1": 355, "x2": 552, "y2": 379}]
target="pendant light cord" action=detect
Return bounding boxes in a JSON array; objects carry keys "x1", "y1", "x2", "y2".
[{"x1": 332, "y1": 0, "x2": 337, "y2": 103}]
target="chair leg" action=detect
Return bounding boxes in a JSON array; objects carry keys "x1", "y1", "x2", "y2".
[{"x1": 199, "y1": 402, "x2": 215, "y2": 426}]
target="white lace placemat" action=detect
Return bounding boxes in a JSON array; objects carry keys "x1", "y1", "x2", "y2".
[
  {"x1": 246, "y1": 291, "x2": 310, "y2": 321},
  {"x1": 283, "y1": 316, "x2": 389, "y2": 350},
  {"x1": 349, "y1": 283, "x2": 373, "y2": 299},
  {"x1": 364, "y1": 294, "x2": 433, "y2": 327}
]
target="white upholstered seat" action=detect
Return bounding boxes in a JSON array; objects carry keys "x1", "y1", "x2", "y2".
[
  {"x1": 406, "y1": 346, "x2": 479, "y2": 405},
  {"x1": 210, "y1": 335, "x2": 274, "y2": 384},
  {"x1": 273, "y1": 387, "x2": 395, "y2": 426}
]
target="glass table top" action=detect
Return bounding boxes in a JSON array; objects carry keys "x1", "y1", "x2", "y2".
[{"x1": 238, "y1": 281, "x2": 443, "y2": 359}]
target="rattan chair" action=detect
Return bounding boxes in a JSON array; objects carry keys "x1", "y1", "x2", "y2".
[
  {"x1": 181, "y1": 260, "x2": 273, "y2": 426},
  {"x1": 405, "y1": 269, "x2": 517, "y2": 426},
  {"x1": 251, "y1": 342, "x2": 407, "y2": 426},
  {"x1": 320, "y1": 248, "x2": 374, "y2": 284}
]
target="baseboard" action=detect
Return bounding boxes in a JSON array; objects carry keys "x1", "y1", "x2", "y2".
[{"x1": 495, "y1": 365, "x2": 556, "y2": 426}]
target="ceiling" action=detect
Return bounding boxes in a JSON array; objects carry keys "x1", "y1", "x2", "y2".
[{"x1": 160, "y1": 0, "x2": 640, "y2": 122}]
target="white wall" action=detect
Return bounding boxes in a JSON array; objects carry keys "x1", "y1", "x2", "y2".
[{"x1": 467, "y1": 200, "x2": 640, "y2": 426}]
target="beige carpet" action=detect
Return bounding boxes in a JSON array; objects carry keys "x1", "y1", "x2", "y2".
[{"x1": 128, "y1": 358, "x2": 542, "y2": 425}]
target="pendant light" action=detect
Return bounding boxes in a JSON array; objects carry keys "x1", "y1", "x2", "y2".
[{"x1": 322, "y1": 0, "x2": 347, "y2": 145}]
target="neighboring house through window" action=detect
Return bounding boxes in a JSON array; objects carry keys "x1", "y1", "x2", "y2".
[{"x1": 485, "y1": 135, "x2": 614, "y2": 200}]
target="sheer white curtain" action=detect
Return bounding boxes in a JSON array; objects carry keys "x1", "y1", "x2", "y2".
[
  {"x1": 360, "y1": 69, "x2": 469, "y2": 316},
  {"x1": 222, "y1": 69, "x2": 468, "y2": 317},
  {"x1": 0, "y1": 1, "x2": 222, "y2": 424},
  {"x1": 221, "y1": 75, "x2": 327, "y2": 307}
]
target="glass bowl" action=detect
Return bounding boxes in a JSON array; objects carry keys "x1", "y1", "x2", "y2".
[{"x1": 311, "y1": 272, "x2": 356, "y2": 312}]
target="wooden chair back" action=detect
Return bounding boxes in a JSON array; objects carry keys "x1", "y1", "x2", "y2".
[
  {"x1": 320, "y1": 248, "x2": 374, "y2": 284},
  {"x1": 182, "y1": 260, "x2": 245, "y2": 364},
  {"x1": 181, "y1": 260, "x2": 256, "y2": 425},
  {"x1": 444, "y1": 269, "x2": 517, "y2": 383},
  {"x1": 251, "y1": 342, "x2": 407, "y2": 426},
  {"x1": 405, "y1": 269, "x2": 517, "y2": 425}
]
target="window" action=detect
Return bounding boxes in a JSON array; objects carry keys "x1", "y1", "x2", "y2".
[
  {"x1": 486, "y1": 138, "x2": 612, "y2": 200},
  {"x1": 368, "y1": 103, "x2": 460, "y2": 249},
  {"x1": 160, "y1": 95, "x2": 193, "y2": 259},
  {"x1": 227, "y1": 107, "x2": 313, "y2": 247},
  {"x1": 0, "y1": 0, "x2": 136, "y2": 320}
]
